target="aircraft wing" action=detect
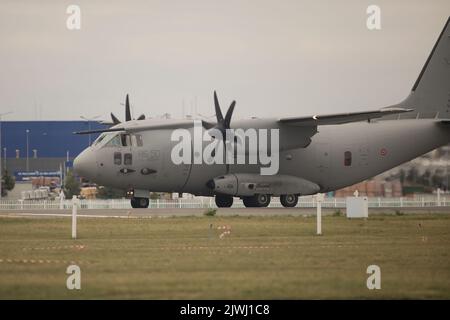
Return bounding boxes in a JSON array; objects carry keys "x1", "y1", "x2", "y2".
[
  {"x1": 279, "y1": 107, "x2": 413, "y2": 126},
  {"x1": 74, "y1": 108, "x2": 415, "y2": 135},
  {"x1": 74, "y1": 119, "x2": 195, "y2": 135}
]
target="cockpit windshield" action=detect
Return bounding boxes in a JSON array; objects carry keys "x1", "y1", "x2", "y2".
[
  {"x1": 101, "y1": 133, "x2": 144, "y2": 148},
  {"x1": 93, "y1": 133, "x2": 113, "y2": 147}
]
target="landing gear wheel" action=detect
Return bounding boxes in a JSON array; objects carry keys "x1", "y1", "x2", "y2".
[
  {"x1": 280, "y1": 194, "x2": 299, "y2": 208},
  {"x1": 256, "y1": 194, "x2": 271, "y2": 207},
  {"x1": 243, "y1": 197, "x2": 256, "y2": 208},
  {"x1": 243, "y1": 194, "x2": 271, "y2": 208},
  {"x1": 131, "y1": 197, "x2": 149, "y2": 209},
  {"x1": 215, "y1": 195, "x2": 233, "y2": 208}
]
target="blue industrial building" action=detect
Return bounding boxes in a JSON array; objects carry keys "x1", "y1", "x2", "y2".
[
  {"x1": 1, "y1": 121, "x2": 107, "y2": 179},
  {"x1": 1, "y1": 121, "x2": 106, "y2": 159}
]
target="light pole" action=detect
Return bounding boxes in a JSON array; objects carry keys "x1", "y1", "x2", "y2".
[
  {"x1": 26, "y1": 129, "x2": 30, "y2": 172},
  {"x1": 80, "y1": 115, "x2": 101, "y2": 146},
  {"x1": 0, "y1": 111, "x2": 13, "y2": 200}
]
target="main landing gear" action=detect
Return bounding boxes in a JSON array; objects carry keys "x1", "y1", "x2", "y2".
[
  {"x1": 280, "y1": 194, "x2": 299, "y2": 208},
  {"x1": 131, "y1": 197, "x2": 150, "y2": 209},
  {"x1": 212, "y1": 194, "x2": 301, "y2": 209},
  {"x1": 242, "y1": 194, "x2": 271, "y2": 208},
  {"x1": 215, "y1": 194, "x2": 272, "y2": 208}
]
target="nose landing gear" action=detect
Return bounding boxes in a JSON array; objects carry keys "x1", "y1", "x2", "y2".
[
  {"x1": 131, "y1": 197, "x2": 149, "y2": 209},
  {"x1": 215, "y1": 195, "x2": 234, "y2": 208}
]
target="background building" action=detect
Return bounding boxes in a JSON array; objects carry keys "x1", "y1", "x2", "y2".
[{"x1": 1, "y1": 121, "x2": 106, "y2": 179}]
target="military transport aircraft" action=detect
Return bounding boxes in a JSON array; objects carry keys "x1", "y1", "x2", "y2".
[{"x1": 74, "y1": 18, "x2": 450, "y2": 208}]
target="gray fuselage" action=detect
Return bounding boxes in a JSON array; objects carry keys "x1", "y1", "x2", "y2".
[{"x1": 75, "y1": 118, "x2": 449, "y2": 196}]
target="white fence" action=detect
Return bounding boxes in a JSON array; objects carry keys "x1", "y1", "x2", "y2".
[{"x1": 0, "y1": 196, "x2": 448, "y2": 210}]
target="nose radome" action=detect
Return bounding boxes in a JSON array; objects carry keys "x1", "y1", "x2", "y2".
[{"x1": 74, "y1": 149, "x2": 95, "y2": 179}]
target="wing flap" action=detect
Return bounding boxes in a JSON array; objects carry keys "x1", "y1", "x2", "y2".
[{"x1": 279, "y1": 107, "x2": 413, "y2": 126}]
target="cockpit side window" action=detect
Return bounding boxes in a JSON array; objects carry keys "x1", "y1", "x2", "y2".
[
  {"x1": 135, "y1": 134, "x2": 144, "y2": 147},
  {"x1": 102, "y1": 133, "x2": 144, "y2": 148},
  {"x1": 121, "y1": 134, "x2": 132, "y2": 147}
]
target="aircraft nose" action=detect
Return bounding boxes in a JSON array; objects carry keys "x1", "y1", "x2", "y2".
[{"x1": 74, "y1": 149, "x2": 96, "y2": 179}]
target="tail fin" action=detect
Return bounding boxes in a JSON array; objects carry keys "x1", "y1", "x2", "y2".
[{"x1": 397, "y1": 17, "x2": 450, "y2": 119}]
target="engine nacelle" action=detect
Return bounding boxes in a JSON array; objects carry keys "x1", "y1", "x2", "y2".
[{"x1": 208, "y1": 173, "x2": 320, "y2": 197}]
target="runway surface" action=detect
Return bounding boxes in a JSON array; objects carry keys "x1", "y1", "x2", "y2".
[{"x1": 0, "y1": 207, "x2": 449, "y2": 219}]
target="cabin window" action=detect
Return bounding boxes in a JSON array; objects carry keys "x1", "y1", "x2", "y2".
[
  {"x1": 344, "y1": 151, "x2": 352, "y2": 166},
  {"x1": 124, "y1": 153, "x2": 133, "y2": 166},
  {"x1": 114, "y1": 152, "x2": 122, "y2": 165}
]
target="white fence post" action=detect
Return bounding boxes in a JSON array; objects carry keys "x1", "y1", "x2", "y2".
[
  {"x1": 72, "y1": 196, "x2": 78, "y2": 240},
  {"x1": 316, "y1": 194, "x2": 324, "y2": 235}
]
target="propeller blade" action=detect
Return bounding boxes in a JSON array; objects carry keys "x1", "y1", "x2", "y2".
[
  {"x1": 211, "y1": 91, "x2": 237, "y2": 175},
  {"x1": 214, "y1": 91, "x2": 224, "y2": 123},
  {"x1": 137, "y1": 114, "x2": 146, "y2": 120},
  {"x1": 111, "y1": 113, "x2": 121, "y2": 125},
  {"x1": 224, "y1": 101, "x2": 236, "y2": 128},
  {"x1": 125, "y1": 94, "x2": 132, "y2": 122}
]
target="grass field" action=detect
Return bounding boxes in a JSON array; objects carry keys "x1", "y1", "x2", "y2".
[{"x1": 0, "y1": 213, "x2": 450, "y2": 299}]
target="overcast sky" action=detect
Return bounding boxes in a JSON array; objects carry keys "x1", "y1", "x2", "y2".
[{"x1": 0, "y1": 0, "x2": 449, "y2": 121}]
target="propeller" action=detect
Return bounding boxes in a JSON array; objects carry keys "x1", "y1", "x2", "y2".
[
  {"x1": 210, "y1": 91, "x2": 236, "y2": 141},
  {"x1": 206, "y1": 91, "x2": 238, "y2": 175},
  {"x1": 125, "y1": 94, "x2": 132, "y2": 122},
  {"x1": 110, "y1": 94, "x2": 146, "y2": 125}
]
